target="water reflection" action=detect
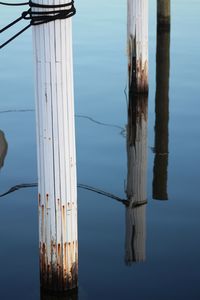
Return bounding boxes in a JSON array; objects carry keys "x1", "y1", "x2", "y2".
[
  {"x1": 152, "y1": 22, "x2": 170, "y2": 201},
  {"x1": 125, "y1": 85, "x2": 148, "y2": 265},
  {"x1": 0, "y1": 130, "x2": 8, "y2": 169}
]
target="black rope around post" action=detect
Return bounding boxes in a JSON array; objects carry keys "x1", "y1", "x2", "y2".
[
  {"x1": 0, "y1": 1, "x2": 76, "y2": 49},
  {"x1": 0, "y1": 2, "x2": 29, "y2": 6}
]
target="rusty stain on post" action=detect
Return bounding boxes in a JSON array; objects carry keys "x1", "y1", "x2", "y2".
[
  {"x1": 39, "y1": 200, "x2": 78, "y2": 292},
  {"x1": 128, "y1": 0, "x2": 149, "y2": 94},
  {"x1": 136, "y1": 59, "x2": 148, "y2": 94}
]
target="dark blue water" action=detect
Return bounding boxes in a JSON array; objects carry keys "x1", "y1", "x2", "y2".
[{"x1": 0, "y1": 1, "x2": 200, "y2": 299}]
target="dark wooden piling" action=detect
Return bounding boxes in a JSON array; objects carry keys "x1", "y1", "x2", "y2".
[
  {"x1": 157, "y1": 0, "x2": 171, "y2": 30},
  {"x1": 152, "y1": 16, "x2": 170, "y2": 200}
]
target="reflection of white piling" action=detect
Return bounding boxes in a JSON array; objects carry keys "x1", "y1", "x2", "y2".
[
  {"x1": 126, "y1": 96, "x2": 148, "y2": 205},
  {"x1": 125, "y1": 205, "x2": 146, "y2": 263},
  {"x1": 32, "y1": 0, "x2": 78, "y2": 292},
  {"x1": 125, "y1": 95, "x2": 148, "y2": 264},
  {"x1": 127, "y1": 0, "x2": 148, "y2": 92}
]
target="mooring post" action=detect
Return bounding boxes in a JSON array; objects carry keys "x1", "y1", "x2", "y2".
[
  {"x1": 32, "y1": 0, "x2": 78, "y2": 293},
  {"x1": 157, "y1": 0, "x2": 170, "y2": 29},
  {"x1": 127, "y1": 0, "x2": 148, "y2": 93},
  {"x1": 125, "y1": 89, "x2": 148, "y2": 264},
  {"x1": 152, "y1": 6, "x2": 170, "y2": 201}
]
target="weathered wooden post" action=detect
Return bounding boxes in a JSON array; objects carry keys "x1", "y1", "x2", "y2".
[
  {"x1": 127, "y1": 0, "x2": 148, "y2": 93},
  {"x1": 125, "y1": 87, "x2": 148, "y2": 264},
  {"x1": 0, "y1": 130, "x2": 8, "y2": 169},
  {"x1": 32, "y1": 0, "x2": 78, "y2": 293},
  {"x1": 157, "y1": 0, "x2": 170, "y2": 29},
  {"x1": 152, "y1": 6, "x2": 170, "y2": 200}
]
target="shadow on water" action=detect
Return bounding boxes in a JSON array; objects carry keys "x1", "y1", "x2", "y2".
[
  {"x1": 0, "y1": 182, "x2": 128, "y2": 206},
  {"x1": 152, "y1": 22, "x2": 170, "y2": 201},
  {"x1": 125, "y1": 75, "x2": 148, "y2": 265},
  {"x1": 0, "y1": 130, "x2": 8, "y2": 169},
  {"x1": 0, "y1": 108, "x2": 126, "y2": 137}
]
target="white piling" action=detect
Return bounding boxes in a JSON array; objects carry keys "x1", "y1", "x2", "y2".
[
  {"x1": 127, "y1": 0, "x2": 148, "y2": 93},
  {"x1": 32, "y1": 0, "x2": 78, "y2": 292}
]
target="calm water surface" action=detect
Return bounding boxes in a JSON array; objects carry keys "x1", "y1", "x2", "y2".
[{"x1": 0, "y1": 1, "x2": 200, "y2": 299}]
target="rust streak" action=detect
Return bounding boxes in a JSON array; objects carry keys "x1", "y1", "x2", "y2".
[
  {"x1": 46, "y1": 193, "x2": 49, "y2": 205},
  {"x1": 42, "y1": 205, "x2": 44, "y2": 223},
  {"x1": 38, "y1": 193, "x2": 41, "y2": 206},
  {"x1": 64, "y1": 242, "x2": 67, "y2": 280},
  {"x1": 136, "y1": 59, "x2": 148, "y2": 93},
  {"x1": 40, "y1": 241, "x2": 78, "y2": 292}
]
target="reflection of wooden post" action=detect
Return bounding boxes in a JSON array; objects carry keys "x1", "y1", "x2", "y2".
[
  {"x1": 32, "y1": 0, "x2": 78, "y2": 292},
  {"x1": 153, "y1": 15, "x2": 170, "y2": 201},
  {"x1": 0, "y1": 130, "x2": 8, "y2": 169},
  {"x1": 127, "y1": 0, "x2": 148, "y2": 93},
  {"x1": 157, "y1": 0, "x2": 170, "y2": 29},
  {"x1": 125, "y1": 92, "x2": 148, "y2": 264}
]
